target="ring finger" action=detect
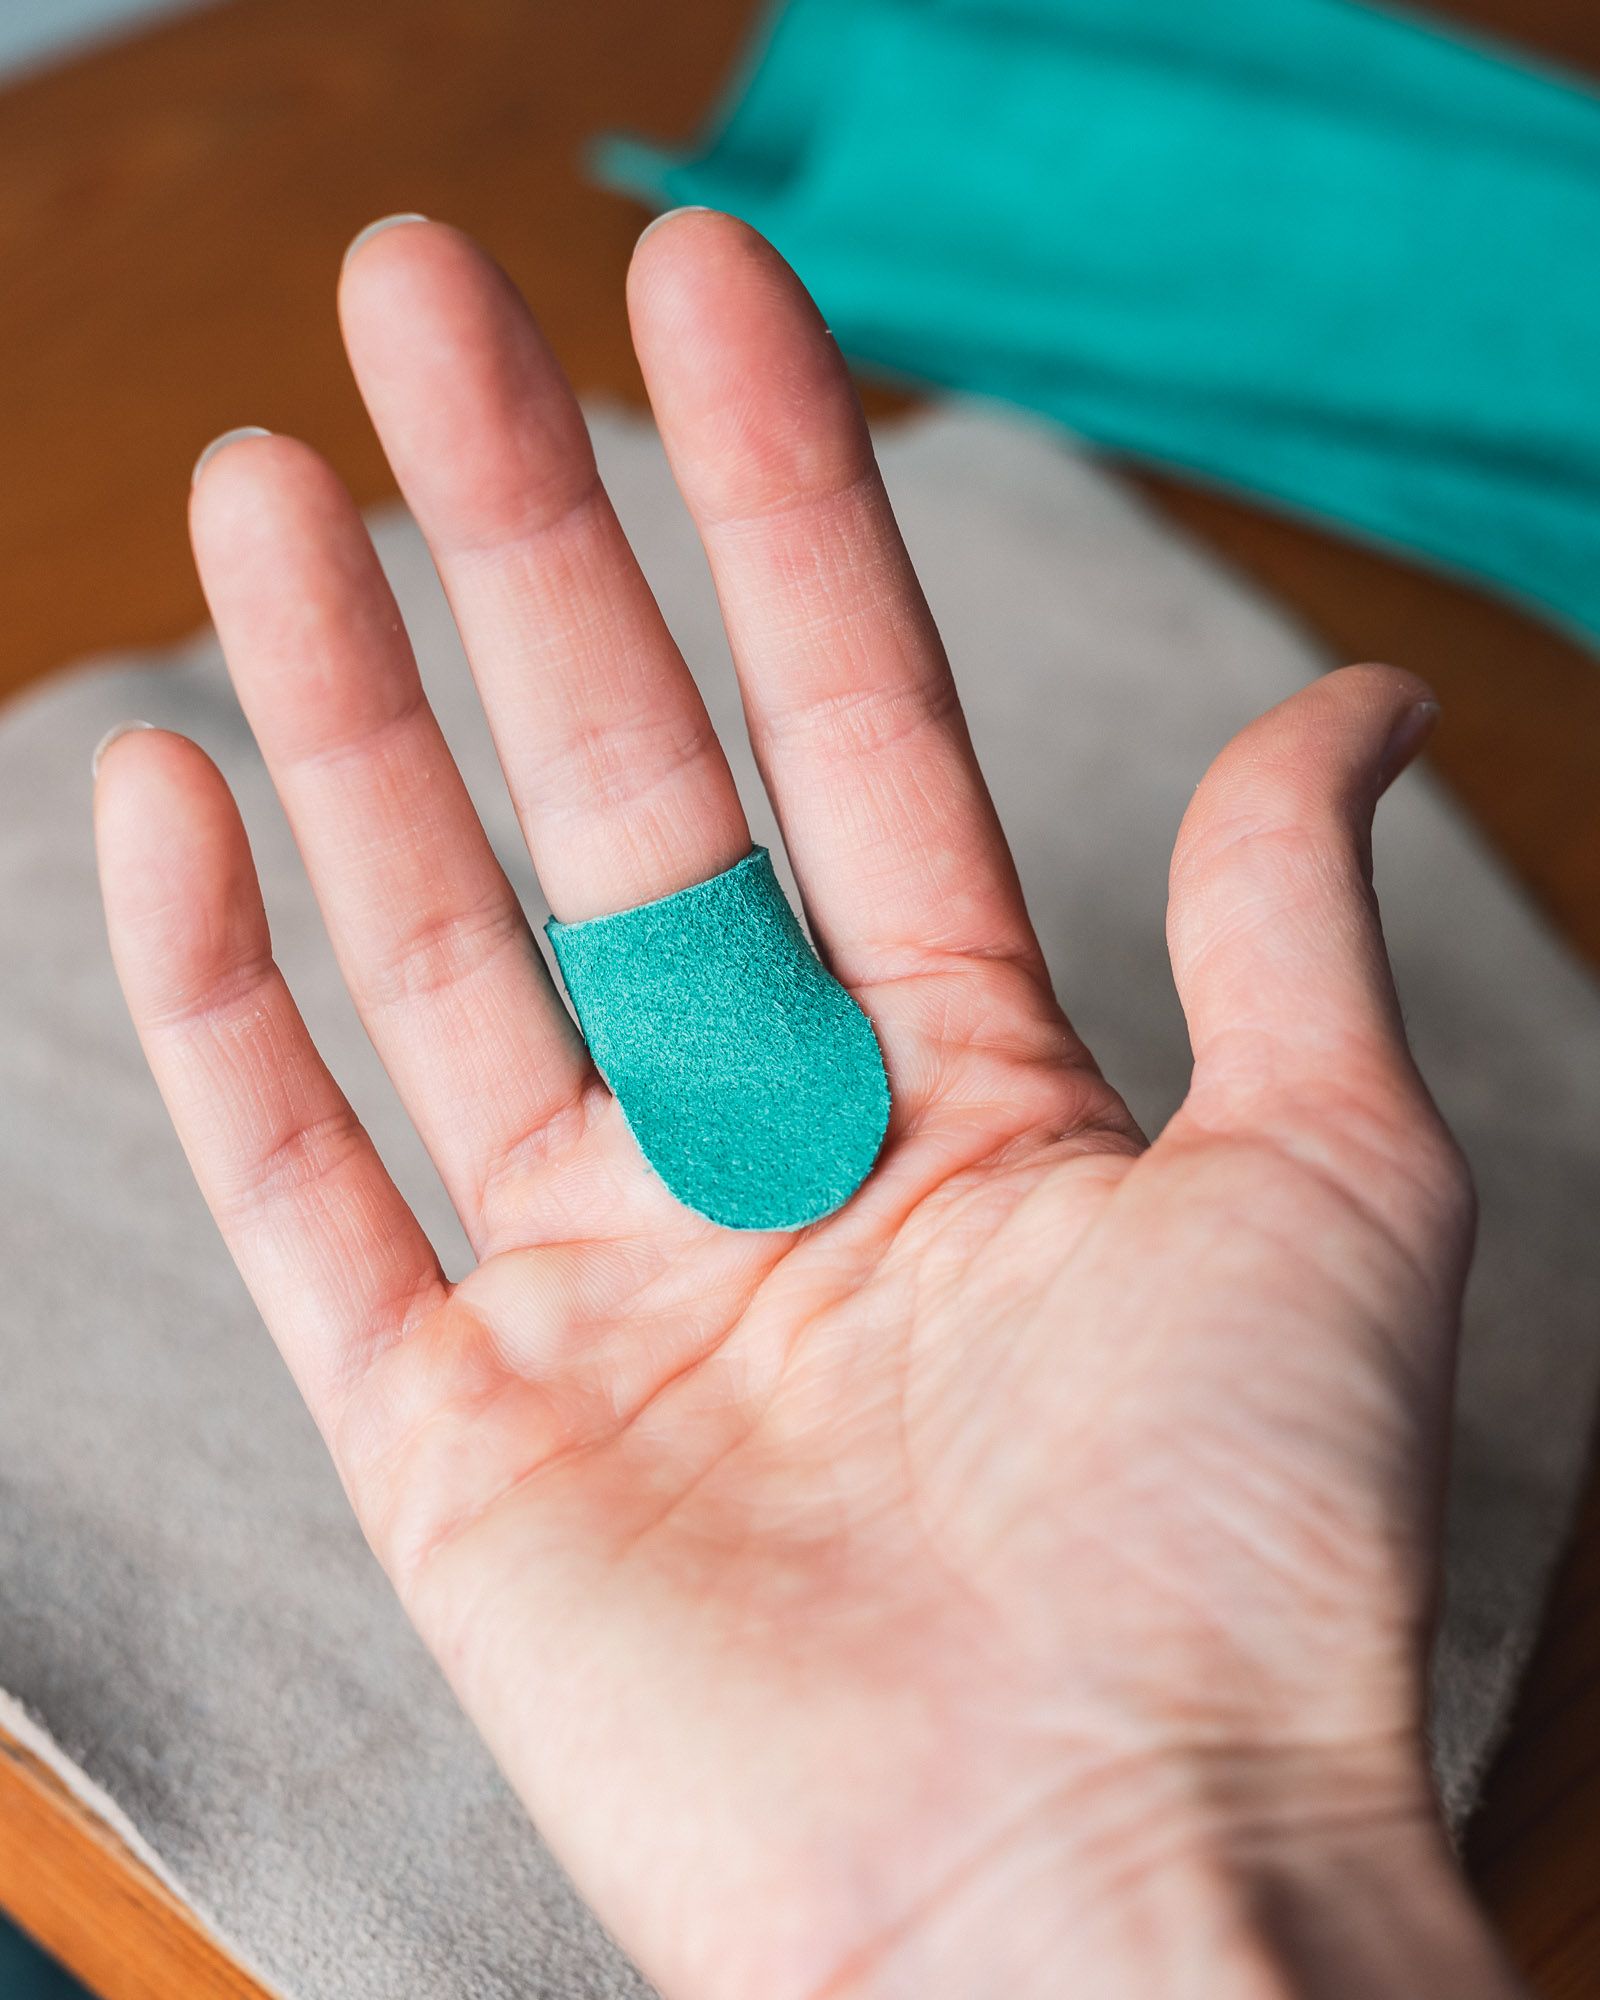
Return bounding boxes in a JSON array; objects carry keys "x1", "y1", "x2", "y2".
[{"x1": 337, "y1": 218, "x2": 751, "y2": 926}]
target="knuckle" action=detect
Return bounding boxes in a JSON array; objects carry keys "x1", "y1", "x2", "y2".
[
  {"x1": 529, "y1": 700, "x2": 720, "y2": 822},
  {"x1": 1174, "y1": 794, "x2": 1352, "y2": 902},
  {"x1": 359, "y1": 897, "x2": 527, "y2": 1009},
  {"x1": 1324, "y1": 1080, "x2": 1477, "y2": 1257},
  {"x1": 217, "y1": 1104, "x2": 368, "y2": 1224},
  {"x1": 1396, "y1": 1112, "x2": 1477, "y2": 1244}
]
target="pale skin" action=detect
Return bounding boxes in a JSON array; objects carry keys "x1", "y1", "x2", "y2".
[{"x1": 94, "y1": 211, "x2": 1524, "y2": 1998}]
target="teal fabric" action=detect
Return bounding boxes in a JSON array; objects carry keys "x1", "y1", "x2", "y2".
[
  {"x1": 547, "y1": 848, "x2": 889, "y2": 1231},
  {"x1": 0, "y1": 1920, "x2": 86, "y2": 1999},
  {"x1": 0, "y1": 0, "x2": 214, "y2": 79},
  {"x1": 595, "y1": 0, "x2": 1600, "y2": 646}
]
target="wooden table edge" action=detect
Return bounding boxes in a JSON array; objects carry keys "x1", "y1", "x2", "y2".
[{"x1": 0, "y1": 1719, "x2": 275, "y2": 2000}]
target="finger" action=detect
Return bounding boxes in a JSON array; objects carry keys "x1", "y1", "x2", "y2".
[
  {"x1": 190, "y1": 431, "x2": 593, "y2": 1248},
  {"x1": 337, "y1": 218, "x2": 749, "y2": 922},
  {"x1": 1166, "y1": 665, "x2": 1468, "y2": 1223},
  {"x1": 627, "y1": 211, "x2": 1046, "y2": 993},
  {"x1": 95, "y1": 729, "x2": 446, "y2": 1423}
]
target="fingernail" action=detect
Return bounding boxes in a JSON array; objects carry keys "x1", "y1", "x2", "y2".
[
  {"x1": 92, "y1": 720, "x2": 155, "y2": 780},
  {"x1": 342, "y1": 212, "x2": 429, "y2": 271},
  {"x1": 1379, "y1": 698, "x2": 1441, "y2": 788},
  {"x1": 636, "y1": 204, "x2": 716, "y2": 248},
  {"x1": 192, "y1": 425, "x2": 272, "y2": 489}
]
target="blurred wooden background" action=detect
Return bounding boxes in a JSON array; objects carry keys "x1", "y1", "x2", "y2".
[{"x1": 0, "y1": 0, "x2": 1597, "y2": 1992}]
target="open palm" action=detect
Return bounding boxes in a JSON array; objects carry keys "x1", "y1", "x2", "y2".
[{"x1": 97, "y1": 214, "x2": 1494, "y2": 1999}]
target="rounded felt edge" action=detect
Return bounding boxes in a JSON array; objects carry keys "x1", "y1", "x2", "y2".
[
  {"x1": 544, "y1": 842, "x2": 895, "y2": 1233},
  {"x1": 640, "y1": 1004, "x2": 893, "y2": 1233},
  {"x1": 544, "y1": 844, "x2": 774, "y2": 942}
]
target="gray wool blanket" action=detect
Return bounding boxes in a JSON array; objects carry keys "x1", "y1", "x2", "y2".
[{"x1": 2, "y1": 403, "x2": 1598, "y2": 1998}]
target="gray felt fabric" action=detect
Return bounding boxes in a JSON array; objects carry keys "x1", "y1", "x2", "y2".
[{"x1": 1, "y1": 402, "x2": 1598, "y2": 1997}]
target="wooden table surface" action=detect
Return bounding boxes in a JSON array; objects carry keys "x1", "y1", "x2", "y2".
[{"x1": 1, "y1": 0, "x2": 1597, "y2": 1993}]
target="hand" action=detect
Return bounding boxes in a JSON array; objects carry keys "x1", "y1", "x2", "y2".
[{"x1": 96, "y1": 212, "x2": 1518, "y2": 1999}]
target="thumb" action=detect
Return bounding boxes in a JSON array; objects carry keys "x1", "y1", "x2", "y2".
[{"x1": 1166, "y1": 665, "x2": 1470, "y2": 1239}]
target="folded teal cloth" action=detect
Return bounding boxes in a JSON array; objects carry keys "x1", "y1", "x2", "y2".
[
  {"x1": 595, "y1": 0, "x2": 1600, "y2": 645},
  {"x1": 0, "y1": 1920, "x2": 84, "y2": 2000}
]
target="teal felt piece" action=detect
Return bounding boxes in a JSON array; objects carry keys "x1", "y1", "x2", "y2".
[
  {"x1": 546, "y1": 848, "x2": 889, "y2": 1230},
  {"x1": 594, "y1": 0, "x2": 1600, "y2": 649}
]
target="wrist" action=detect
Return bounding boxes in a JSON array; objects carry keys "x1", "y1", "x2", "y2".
[
  {"x1": 814, "y1": 1739, "x2": 1523, "y2": 2000},
  {"x1": 1204, "y1": 1770, "x2": 1522, "y2": 2000}
]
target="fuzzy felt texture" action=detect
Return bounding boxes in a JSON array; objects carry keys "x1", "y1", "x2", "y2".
[
  {"x1": 546, "y1": 847, "x2": 889, "y2": 1230},
  {"x1": 596, "y1": 0, "x2": 1600, "y2": 649}
]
